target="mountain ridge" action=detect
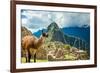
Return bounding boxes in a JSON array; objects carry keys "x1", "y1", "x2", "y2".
[{"x1": 33, "y1": 22, "x2": 90, "y2": 53}]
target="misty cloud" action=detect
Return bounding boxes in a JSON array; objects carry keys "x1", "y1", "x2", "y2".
[{"x1": 21, "y1": 9, "x2": 90, "y2": 33}]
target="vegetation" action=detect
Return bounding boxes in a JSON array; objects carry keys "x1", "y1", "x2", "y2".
[{"x1": 21, "y1": 41, "x2": 89, "y2": 63}]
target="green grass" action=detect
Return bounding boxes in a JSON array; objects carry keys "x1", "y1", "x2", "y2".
[
  {"x1": 31, "y1": 59, "x2": 48, "y2": 62},
  {"x1": 21, "y1": 57, "x2": 26, "y2": 63},
  {"x1": 64, "y1": 54, "x2": 77, "y2": 60},
  {"x1": 21, "y1": 57, "x2": 48, "y2": 63}
]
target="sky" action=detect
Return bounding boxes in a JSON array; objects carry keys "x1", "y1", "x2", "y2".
[{"x1": 21, "y1": 9, "x2": 90, "y2": 33}]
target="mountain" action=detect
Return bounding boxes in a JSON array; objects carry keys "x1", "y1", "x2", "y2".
[
  {"x1": 33, "y1": 29, "x2": 47, "y2": 38},
  {"x1": 61, "y1": 27, "x2": 90, "y2": 43},
  {"x1": 33, "y1": 24, "x2": 90, "y2": 44},
  {"x1": 21, "y1": 26, "x2": 32, "y2": 38},
  {"x1": 32, "y1": 22, "x2": 90, "y2": 53},
  {"x1": 47, "y1": 22, "x2": 67, "y2": 43},
  {"x1": 46, "y1": 22, "x2": 90, "y2": 52}
]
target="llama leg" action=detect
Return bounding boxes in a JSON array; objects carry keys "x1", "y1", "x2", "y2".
[
  {"x1": 27, "y1": 49, "x2": 31, "y2": 63},
  {"x1": 26, "y1": 58, "x2": 27, "y2": 62},
  {"x1": 25, "y1": 50, "x2": 28, "y2": 63},
  {"x1": 33, "y1": 49, "x2": 37, "y2": 63},
  {"x1": 34, "y1": 53, "x2": 36, "y2": 62}
]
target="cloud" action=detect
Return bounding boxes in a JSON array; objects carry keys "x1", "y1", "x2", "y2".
[
  {"x1": 56, "y1": 12, "x2": 90, "y2": 28},
  {"x1": 21, "y1": 9, "x2": 90, "y2": 33},
  {"x1": 21, "y1": 10, "x2": 52, "y2": 32}
]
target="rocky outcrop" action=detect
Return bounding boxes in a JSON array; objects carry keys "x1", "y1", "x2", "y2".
[
  {"x1": 21, "y1": 26, "x2": 32, "y2": 38},
  {"x1": 36, "y1": 48, "x2": 47, "y2": 60}
]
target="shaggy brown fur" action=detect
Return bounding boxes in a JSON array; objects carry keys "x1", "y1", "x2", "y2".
[{"x1": 22, "y1": 32, "x2": 48, "y2": 63}]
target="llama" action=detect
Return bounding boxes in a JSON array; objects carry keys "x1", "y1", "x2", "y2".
[{"x1": 21, "y1": 30, "x2": 48, "y2": 63}]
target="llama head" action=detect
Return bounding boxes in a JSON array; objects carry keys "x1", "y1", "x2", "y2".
[{"x1": 42, "y1": 30, "x2": 48, "y2": 37}]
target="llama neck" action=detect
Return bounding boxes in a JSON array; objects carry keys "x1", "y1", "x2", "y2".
[{"x1": 36, "y1": 36, "x2": 45, "y2": 48}]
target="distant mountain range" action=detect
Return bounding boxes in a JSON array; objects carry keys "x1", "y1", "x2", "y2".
[
  {"x1": 33, "y1": 22, "x2": 90, "y2": 53},
  {"x1": 61, "y1": 27, "x2": 90, "y2": 44}
]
